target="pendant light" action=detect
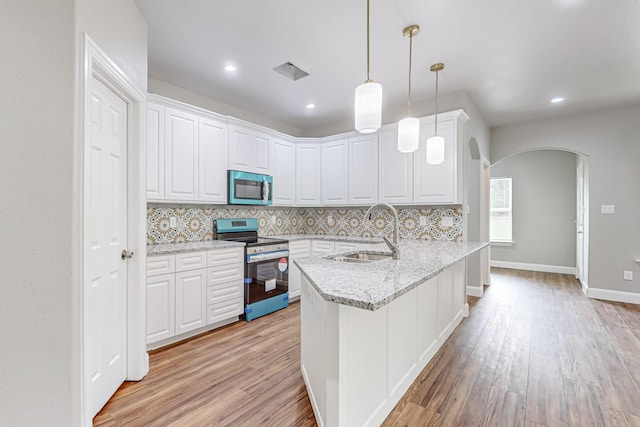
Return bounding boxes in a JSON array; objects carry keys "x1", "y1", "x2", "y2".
[
  {"x1": 354, "y1": 0, "x2": 382, "y2": 134},
  {"x1": 397, "y1": 25, "x2": 420, "y2": 153},
  {"x1": 426, "y1": 63, "x2": 445, "y2": 165}
]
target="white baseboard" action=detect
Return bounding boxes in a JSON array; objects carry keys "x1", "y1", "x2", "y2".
[
  {"x1": 587, "y1": 287, "x2": 640, "y2": 304},
  {"x1": 467, "y1": 285, "x2": 484, "y2": 297},
  {"x1": 490, "y1": 260, "x2": 576, "y2": 275}
]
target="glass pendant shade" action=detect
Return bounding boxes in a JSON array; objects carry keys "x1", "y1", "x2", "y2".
[
  {"x1": 426, "y1": 135, "x2": 445, "y2": 165},
  {"x1": 397, "y1": 117, "x2": 419, "y2": 153},
  {"x1": 354, "y1": 81, "x2": 382, "y2": 134}
]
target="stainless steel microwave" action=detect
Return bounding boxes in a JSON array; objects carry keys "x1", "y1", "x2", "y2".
[{"x1": 228, "y1": 170, "x2": 273, "y2": 206}]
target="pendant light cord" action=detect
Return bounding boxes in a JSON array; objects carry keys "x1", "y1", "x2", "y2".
[
  {"x1": 366, "y1": 0, "x2": 371, "y2": 82},
  {"x1": 408, "y1": 32, "x2": 413, "y2": 116},
  {"x1": 434, "y1": 69, "x2": 439, "y2": 135}
]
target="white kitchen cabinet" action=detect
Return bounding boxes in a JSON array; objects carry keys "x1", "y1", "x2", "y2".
[
  {"x1": 349, "y1": 134, "x2": 378, "y2": 205},
  {"x1": 322, "y1": 138, "x2": 349, "y2": 205},
  {"x1": 378, "y1": 125, "x2": 414, "y2": 204},
  {"x1": 146, "y1": 273, "x2": 175, "y2": 343},
  {"x1": 228, "y1": 124, "x2": 270, "y2": 173},
  {"x1": 289, "y1": 240, "x2": 311, "y2": 300},
  {"x1": 414, "y1": 110, "x2": 468, "y2": 204},
  {"x1": 206, "y1": 247, "x2": 244, "y2": 324},
  {"x1": 296, "y1": 143, "x2": 322, "y2": 205},
  {"x1": 270, "y1": 138, "x2": 296, "y2": 206},
  {"x1": 311, "y1": 240, "x2": 336, "y2": 255},
  {"x1": 146, "y1": 102, "x2": 165, "y2": 200},
  {"x1": 164, "y1": 107, "x2": 199, "y2": 201},
  {"x1": 198, "y1": 116, "x2": 227, "y2": 203},
  {"x1": 175, "y1": 268, "x2": 207, "y2": 335}
]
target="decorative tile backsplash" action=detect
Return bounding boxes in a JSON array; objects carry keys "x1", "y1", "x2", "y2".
[{"x1": 147, "y1": 205, "x2": 463, "y2": 244}]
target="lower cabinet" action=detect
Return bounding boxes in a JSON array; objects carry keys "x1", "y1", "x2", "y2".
[
  {"x1": 146, "y1": 246, "x2": 244, "y2": 347},
  {"x1": 289, "y1": 240, "x2": 312, "y2": 300}
]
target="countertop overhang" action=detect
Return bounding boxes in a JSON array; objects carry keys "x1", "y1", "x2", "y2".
[{"x1": 294, "y1": 240, "x2": 489, "y2": 311}]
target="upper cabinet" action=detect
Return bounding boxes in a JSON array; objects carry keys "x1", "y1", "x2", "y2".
[
  {"x1": 146, "y1": 95, "x2": 469, "y2": 208},
  {"x1": 348, "y1": 134, "x2": 378, "y2": 205},
  {"x1": 321, "y1": 138, "x2": 349, "y2": 205},
  {"x1": 270, "y1": 138, "x2": 296, "y2": 206},
  {"x1": 296, "y1": 143, "x2": 322, "y2": 205},
  {"x1": 198, "y1": 116, "x2": 227, "y2": 203},
  {"x1": 164, "y1": 107, "x2": 199, "y2": 201},
  {"x1": 228, "y1": 124, "x2": 270, "y2": 174},
  {"x1": 146, "y1": 102, "x2": 165, "y2": 200},
  {"x1": 378, "y1": 125, "x2": 413, "y2": 204},
  {"x1": 413, "y1": 110, "x2": 468, "y2": 205},
  {"x1": 146, "y1": 96, "x2": 229, "y2": 204}
]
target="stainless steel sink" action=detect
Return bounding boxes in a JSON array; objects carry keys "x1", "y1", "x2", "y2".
[{"x1": 328, "y1": 251, "x2": 393, "y2": 263}]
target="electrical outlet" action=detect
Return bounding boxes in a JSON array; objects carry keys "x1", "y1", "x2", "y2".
[
  {"x1": 601, "y1": 204, "x2": 615, "y2": 214},
  {"x1": 169, "y1": 217, "x2": 177, "y2": 228},
  {"x1": 419, "y1": 216, "x2": 427, "y2": 226},
  {"x1": 623, "y1": 271, "x2": 633, "y2": 281},
  {"x1": 441, "y1": 217, "x2": 454, "y2": 227},
  {"x1": 271, "y1": 215, "x2": 277, "y2": 225}
]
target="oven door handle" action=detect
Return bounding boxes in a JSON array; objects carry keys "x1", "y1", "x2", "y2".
[{"x1": 246, "y1": 250, "x2": 289, "y2": 264}]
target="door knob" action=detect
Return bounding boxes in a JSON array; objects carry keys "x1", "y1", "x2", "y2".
[{"x1": 121, "y1": 250, "x2": 134, "y2": 260}]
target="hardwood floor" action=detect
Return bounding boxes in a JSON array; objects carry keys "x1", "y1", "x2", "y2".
[{"x1": 94, "y1": 269, "x2": 640, "y2": 426}]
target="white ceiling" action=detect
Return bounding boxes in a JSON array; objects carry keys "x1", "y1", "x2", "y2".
[{"x1": 136, "y1": 0, "x2": 640, "y2": 134}]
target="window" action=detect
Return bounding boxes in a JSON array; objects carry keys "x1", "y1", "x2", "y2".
[{"x1": 490, "y1": 177, "x2": 512, "y2": 242}]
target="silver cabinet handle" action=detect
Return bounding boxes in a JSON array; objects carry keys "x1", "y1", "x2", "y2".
[{"x1": 121, "y1": 250, "x2": 134, "y2": 260}]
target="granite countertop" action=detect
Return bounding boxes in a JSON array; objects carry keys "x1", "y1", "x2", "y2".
[
  {"x1": 294, "y1": 240, "x2": 489, "y2": 311},
  {"x1": 147, "y1": 240, "x2": 245, "y2": 256},
  {"x1": 271, "y1": 234, "x2": 384, "y2": 244}
]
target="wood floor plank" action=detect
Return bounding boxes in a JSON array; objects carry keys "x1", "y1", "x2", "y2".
[{"x1": 94, "y1": 269, "x2": 640, "y2": 427}]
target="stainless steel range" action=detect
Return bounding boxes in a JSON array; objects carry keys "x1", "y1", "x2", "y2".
[{"x1": 214, "y1": 218, "x2": 289, "y2": 321}]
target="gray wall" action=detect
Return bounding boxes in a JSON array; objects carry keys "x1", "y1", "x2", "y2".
[
  {"x1": 491, "y1": 105, "x2": 640, "y2": 294},
  {"x1": 491, "y1": 150, "x2": 577, "y2": 268},
  {"x1": 0, "y1": 1, "x2": 147, "y2": 425}
]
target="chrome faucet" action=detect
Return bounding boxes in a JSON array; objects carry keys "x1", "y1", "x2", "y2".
[{"x1": 364, "y1": 202, "x2": 400, "y2": 260}]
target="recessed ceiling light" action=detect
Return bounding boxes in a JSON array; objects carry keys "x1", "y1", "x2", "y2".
[
  {"x1": 306, "y1": 103, "x2": 315, "y2": 109},
  {"x1": 224, "y1": 64, "x2": 237, "y2": 72},
  {"x1": 551, "y1": 97, "x2": 565, "y2": 103}
]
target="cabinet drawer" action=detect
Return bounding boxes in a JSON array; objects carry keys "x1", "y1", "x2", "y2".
[
  {"x1": 206, "y1": 281, "x2": 242, "y2": 305},
  {"x1": 311, "y1": 240, "x2": 335, "y2": 255},
  {"x1": 335, "y1": 242, "x2": 368, "y2": 253},
  {"x1": 207, "y1": 247, "x2": 244, "y2": 268},
  {"x1": 289, "y1": 240, "x2": 311, "y2": 255},
  {"x1": 146, "y1": 254, "x2": 176, "y2": 277},
  {"x1": 176, "y1": 251, "x2": 207, "y2": 272},
  {"x1": 207, "y1": 265, "x2": 243, "y2": 286},
  {"x1": 207, "y1": 300, "x2": 243, "y2": 324}
]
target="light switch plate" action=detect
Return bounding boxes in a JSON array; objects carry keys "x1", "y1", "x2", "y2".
[
  {"x1": 441, "y1": 217, "x2": 454, "y2": 227},
  {"x1": 624, "y1": 271, "x2": 633, "y2": 281},
  {"x1": 419, "y1": 216, "x2": 427, "y2": 226},
  {"x1": 601, "y1": 204, "x2": 615, "y2": 214}
]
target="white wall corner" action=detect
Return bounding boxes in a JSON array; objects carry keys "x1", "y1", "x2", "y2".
[{"x1": 466, "y1": 285, "x2": 484, "y2": 297}]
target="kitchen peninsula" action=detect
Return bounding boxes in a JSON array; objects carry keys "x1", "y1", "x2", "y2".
[{"x1": 295, "y1": 240, "x2": 488, "y2": 427}]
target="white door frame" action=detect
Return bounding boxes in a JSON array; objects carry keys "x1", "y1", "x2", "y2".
[
  {"x1": 480, "y1": 157, "x2": 491, "y2": 288},
  {"x1": 576, "y1": 155, "x2": 590, "y2": 294},
  {"x1": 80, "y1": 34, "x2": 148, "y2": 425}
]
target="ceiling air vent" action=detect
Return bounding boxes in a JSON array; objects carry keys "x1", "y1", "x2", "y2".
[{"x1": 273, "y1": 62, "x2": 309, "y2": 81}]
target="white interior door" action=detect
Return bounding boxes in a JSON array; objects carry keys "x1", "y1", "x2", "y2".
[
  {"x1": 576, "y1": 157, "x2": 585, "y2": 284},
  {"x1": 86, "y1": 76, "x2": 128, "y2": 418},
  {"x1": 481, "y1": 159, "x2": 491, "y2": 287}
]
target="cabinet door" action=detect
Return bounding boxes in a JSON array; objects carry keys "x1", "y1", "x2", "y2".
[
  {"x1": 311, "y1": 240, "x2": 335, "y2": 255},
  {"x1": 414, "y1": 118, "x2": 456, "y2": 204},
  {"x1": 228, "y1": 125, "x2": 253, "y2": 171},
  {"x1": 335, "y1": 242, "x2": 368, "y2": 254},
  {"x1": 321, "y1": 139, "x2": 349, "y2": 205},
  {"x1": 165, "y1": 107, "x2": 198, "y2": 201},
  {"x1": 349, "y1": 134, "x2": 378, "y2": 205},
  {"x1": 378, "y1": 125, "x2": 413, "y2": 204},
  {"x1": 198, "y1": 116, "x2": 227, "y2": 203},
  {"x1": 254, "y1": 132, "x2": 271, "y2": 173},
  {"x1": 296, "y1": 144, "x2": 322, "y2": 205},
  {"x1": 146, "y1": 273, "x2": 175, "y2": 344},
  {"x1": 175, "y1": 269, "x2": 207, "y2": 334},
  {"x1": 271, "y1": 138, "x2": 296, "y2": 206},
  {"x1": 146, "y1": 102, "x2": 165, "y2": 200}
]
